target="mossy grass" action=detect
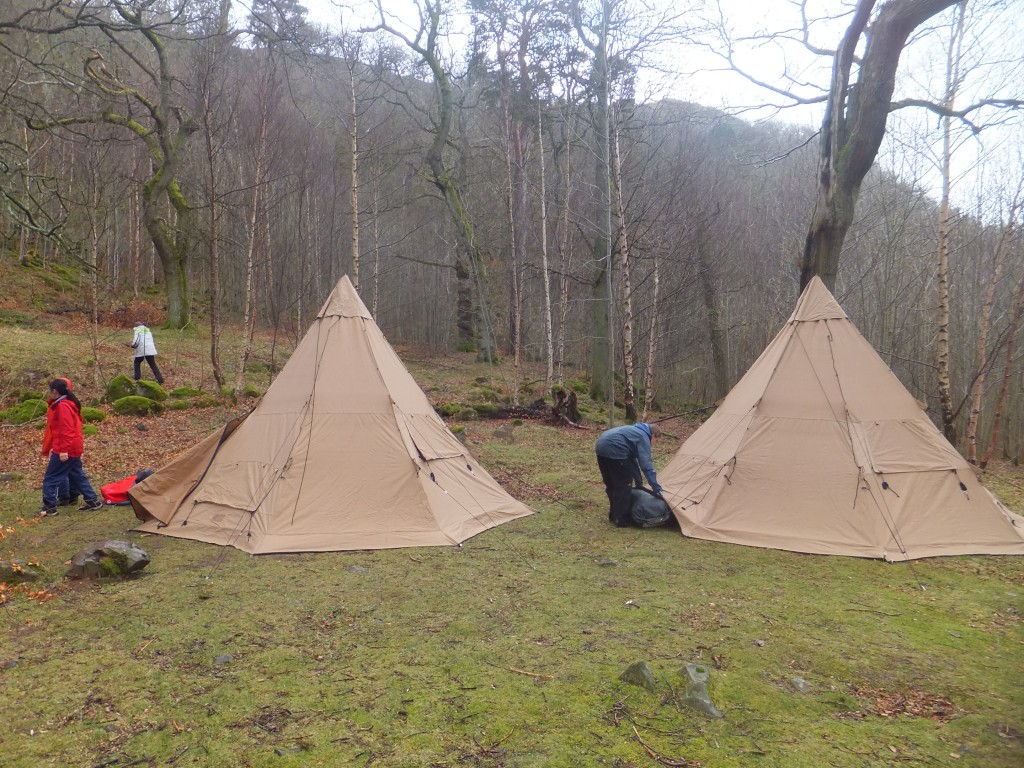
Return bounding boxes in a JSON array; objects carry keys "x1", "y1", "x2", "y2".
[{"x1": 0, "y1": 418, "x2": 1021, "y2": 767}]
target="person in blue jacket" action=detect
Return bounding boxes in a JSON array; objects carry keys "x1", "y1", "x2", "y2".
[{"x1": 595, "y1": 422, "x2": 662, "y2": 527}]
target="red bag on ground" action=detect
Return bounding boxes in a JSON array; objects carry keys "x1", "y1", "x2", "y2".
[{"x1": 101, "y1": 475, "x2": 137, "y2": 505}]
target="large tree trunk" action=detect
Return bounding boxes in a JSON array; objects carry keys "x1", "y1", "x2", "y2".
[
  {"x1": 800, "y1": 0, "x2": 960, "y2": 292},
  {"x1": 982, "y1": 276, "x2": 1024, "y2": 468},
  {"x1": 967, "y1": 205, "x2": 1018, "y2": 462}
]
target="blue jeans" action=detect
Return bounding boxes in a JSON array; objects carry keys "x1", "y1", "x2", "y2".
[{"x1": 42, "y1": 454, "x2": 97, "y2": 509}]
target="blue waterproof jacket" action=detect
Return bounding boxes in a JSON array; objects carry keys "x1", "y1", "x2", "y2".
[{"x1": 594, "y1": 423, "x2": 661, "y2": 495}]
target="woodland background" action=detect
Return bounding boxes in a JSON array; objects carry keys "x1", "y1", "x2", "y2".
[{"x1": 0, "y1": 0, "x2": 1022, "y2": 461}]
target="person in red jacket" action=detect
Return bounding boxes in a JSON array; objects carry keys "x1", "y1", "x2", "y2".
[{"x1": 38, "y1": 378, "x2": 102, "y2": 517}]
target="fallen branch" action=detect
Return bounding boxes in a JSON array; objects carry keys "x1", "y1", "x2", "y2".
[
  {"x1": 507, "y1": 666, "x2": 555, "y2": 680},
  {"x1": 632, "y1": 725, "x2": 700, "y2": 766}
]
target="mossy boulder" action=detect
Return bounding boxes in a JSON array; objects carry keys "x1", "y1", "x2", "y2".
[
  {"x1": 170, "y1": 386, "x2": 204, "y2": 399},
  {"x1": 194, "y1": 396, "x2": 221, "y2": 409},
  {"x1": 437, "y1": 402, "x2": 462, "y2": 418},
  {"x1": 82, "y1": 424, "x2": 100, "y2": 436},
  {"x1": 1, "y1": 399, "x2": 47, "y2": 424},
  {"x1": 13, "y1": 388, "x2": 44, "y2": 403},
  {"x1": 134, "y1": 380, "x2": 168, "y2": 402},
  {"x1": 242, "y1": 383, "x2": 261, "y2": 398},
  {"x1": 80, "y1": 406, "x2": 106, "y2": 423},
  {"x1": 167, "y1": 400, "x2": 191, "y2": 411},
  {"x1": 104, "y1": 375, "x2": 137, "y2": 403},
  {"x1": 112, "y1": 396, "x2": 162, "y2": 416},
  {"x1": 472, "y1": 403, "x2": 502, "y2": 417}
]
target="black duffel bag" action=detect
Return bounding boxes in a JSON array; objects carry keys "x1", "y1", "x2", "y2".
[{"x1": 629, "y1": 487, "x2": 671, "y2": 527}]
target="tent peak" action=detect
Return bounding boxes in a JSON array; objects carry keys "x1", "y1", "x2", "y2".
[
  {"x1": 789, "y1": 276, "x2": 848, "y2": 322},
  {"x1": 318, "y1": 274, "x2": 372, "y2": 319}
]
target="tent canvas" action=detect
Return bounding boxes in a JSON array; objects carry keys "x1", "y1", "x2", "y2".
[
  {"x1": 660, "y1": 277, "x2": 1024, "y2": 561},
  {"x1": 130, "y1": 276, "x2": 533, "y2": 553}
]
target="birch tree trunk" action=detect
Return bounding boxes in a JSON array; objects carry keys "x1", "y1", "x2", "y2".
[
  {"x1": 935, "y1": 1, "x2": 966, "y2": 443},
  {"x1": 349, "y1": 59, "x2": 361, "y2": 291},
  {"x1": 611, "y1": 113, "x2": 636, "y2": 421},
  {"x1": 235, "y1": 108, "x2": 269, "y2": 396},
  {"x1": 537, "y1": 105, "x2": 554, "y2": 389},
  {"x1": 642, "y1": 247, "x2": 660, "y2": 420}
]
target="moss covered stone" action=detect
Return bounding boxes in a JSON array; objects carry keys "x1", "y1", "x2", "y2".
[
  {"x1": 194, "y1": 396, "x2": 221, "y2": 409},
  {"x1": 242, "y1": 383, "x2": 261, "y2": 398},
  {"x1": 13, "y1": 388, "x2": 44, "y2": 402},
  {"x1": 167, "y1": 400, "x2": 191, "y2": 411},
  {"x1": 82, "y1": 424, "x2": 100, "y2": 436},
  {"x1": 134, "y1": 380, "x2": 168, "y2": 401},
  {"x1": 80, "y1": 406, "x2": 106, "y2": 423},
  {"x1": 104, "y1": 374, "x2": 137, "y2": 403},
  {"x1": 170, "y1": 386, "x2": 204, "y2": 399},
  {"x1": 437, "y1": 402, "x2": 463, "y2": 418},
  {"x1": 113, "y1": 396, "x2": 163, "y2": 416},
  {"x1": 1, "y1": 398, "x2": 47, "y2": 424}
]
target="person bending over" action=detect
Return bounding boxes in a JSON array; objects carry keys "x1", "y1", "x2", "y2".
[{"x1": 594, "y1": 422, "x2": 662, "y2": 527}]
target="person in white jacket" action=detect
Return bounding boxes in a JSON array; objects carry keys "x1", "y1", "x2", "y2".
[{"x1": 129, "y1": 323, "x2": 165, "y2": 384}]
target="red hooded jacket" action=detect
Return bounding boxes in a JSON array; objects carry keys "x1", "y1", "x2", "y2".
[{"x1": 42, "y1": 396, "x2": 84, "y2": 457}]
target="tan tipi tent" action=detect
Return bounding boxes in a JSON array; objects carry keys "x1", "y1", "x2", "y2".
[
  {"x1": 130, "y1": 276, "x2": 533, "y2": 553},
  {"x1": 660, "y1": 277, "x2": 1024, "y2": 561}
]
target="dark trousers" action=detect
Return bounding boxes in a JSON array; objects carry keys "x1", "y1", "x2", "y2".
[
  {"x1": 597, "y1": 455, "x2": 637, "y2": 527},
  {"x1": 134, "y1": 355, "x2": 164, "y2": 384},
  {"x1": 42, "y1": 454, "x2": 98, "y2": 509}
]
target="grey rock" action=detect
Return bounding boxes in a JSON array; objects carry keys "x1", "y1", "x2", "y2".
[
  {"x1": 791, "y1": 676, "x2": 811, "y2": 693},
  {"x1": 595, "y1": 556, "x2": 617, "y2": 567},
  {"x1": 0, "y1": 472, "x2": 25, "y2": 483},
  {"x1": 346, "y1": 565, "x2": 368, "y2": 574},
  {"x1": 1, "y1": 659, "x2": 18, "y2": 669},
  {"x1": 0, "y1": 560, "x2": 43, "y2": 583},
  {"x1": 274, "y1": 747, "x2": 305, "y2": 757},
  {"x1": 66, "y1": 540, "x2": 150, "y2": 579},
  {"x1": 680, "y1": 662, "x2": 723, "y2": 718},
  {"x1": 213, "y1": 654, "x2": 234, "y2": 666},
  {"x1": 619, "y1": 661, "x2": 657, "y2": 692},
  {"x1": 493, "y1": 425, "x2": 515, "y2": 443},
  {"x1": 135, "y1": 422, "x2": 149, "y2": 431}
]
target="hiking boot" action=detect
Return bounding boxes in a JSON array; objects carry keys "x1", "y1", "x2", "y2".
[
  {"x1": 36, "y1": 507, "x2": 59, "y2": 517},
  {"x1": 78, "y1": 499, "x2": 103, "y2": 512}
]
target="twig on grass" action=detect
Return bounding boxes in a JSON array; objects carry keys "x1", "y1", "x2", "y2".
[
  {"x1": 164, "y1": 746, "x2": 190, "y2": 765},
  {"x1": 507, "y1": 665, "x2": 555, "y2": 680},
  {"x1": 844, "y1": 604, "x2": 901, "y2": 616},
  {"x1": 631, "y1": 725, "x2": 700, "y2": 766}
]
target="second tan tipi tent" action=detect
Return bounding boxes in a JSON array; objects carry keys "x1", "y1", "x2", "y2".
[
  {"x1": 660, "y1": 277, "x2": 1024, "y2": 561},
  {"x1": 130, "y1": 276, "x2": 533, "y2": 553}
]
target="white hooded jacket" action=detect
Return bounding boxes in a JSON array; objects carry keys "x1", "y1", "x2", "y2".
[{"x1": 131, "y1": 325, "x2": 158, "y2": 357}]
